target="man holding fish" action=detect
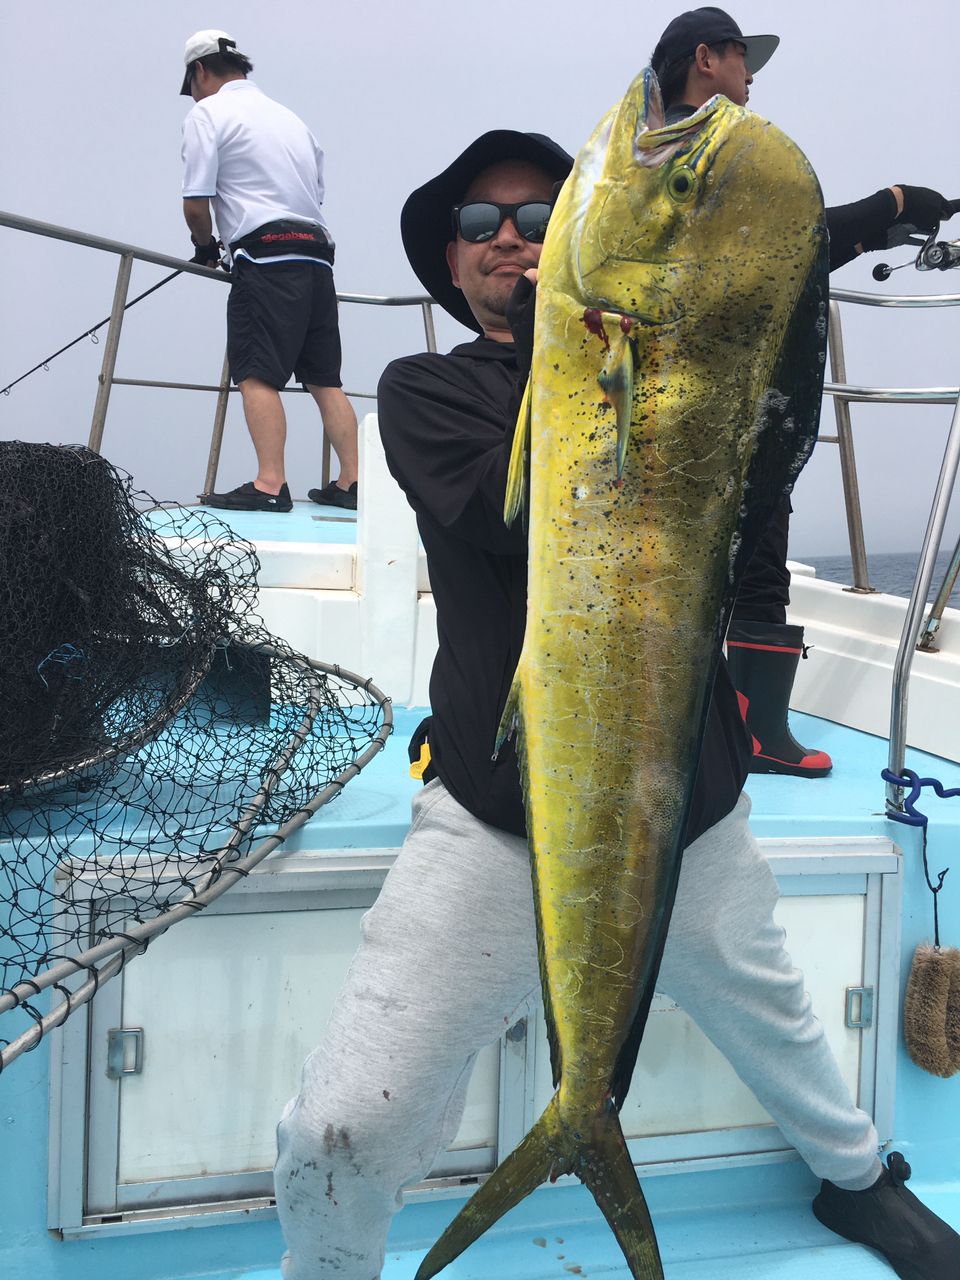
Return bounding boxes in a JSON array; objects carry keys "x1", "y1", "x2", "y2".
[{"x1": 274, "y1": 13, "x2": 960, "y2": 1280}]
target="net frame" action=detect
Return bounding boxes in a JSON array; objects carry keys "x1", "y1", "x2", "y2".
[
  {"x1": 0, "y1": 650, "x2": 391, "y2": 1072},
  {"x1": 0, "y1": 443, "x2": 393, "y2": 1072}
]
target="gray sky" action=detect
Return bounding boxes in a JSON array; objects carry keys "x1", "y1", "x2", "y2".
[{"x1": 1, "y1": 1, "x2": 958, "y2": 557}]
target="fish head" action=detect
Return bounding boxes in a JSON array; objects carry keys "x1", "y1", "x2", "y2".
[{"x1": 543, "y1": 67, "x2": 824, "y2": 334}]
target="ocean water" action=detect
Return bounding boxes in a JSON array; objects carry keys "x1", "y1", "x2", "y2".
[{"x1": 804, "y1": 549, "x2": 960, "y2": 606}]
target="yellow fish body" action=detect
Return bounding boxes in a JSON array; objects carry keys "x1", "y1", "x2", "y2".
[{"x1": 417, "y1": 69, "x2": 828, "y2": 1280}]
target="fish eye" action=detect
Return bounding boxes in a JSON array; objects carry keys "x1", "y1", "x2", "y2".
[{"x1": 666, "y1": 166, "x2": 697, "y2": 202}]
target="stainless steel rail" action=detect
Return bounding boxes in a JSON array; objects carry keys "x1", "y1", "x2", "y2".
[
  {"x1": 825, "y1": 301, "x2": 873, "y2": 592},
  {"x1": 886, "y1": 391, "x2": 960, "y2": 812},
  {"x1": 823, "y1": 383, "x2": 959, "y2": 404},
  {"x1": 0, "y1": 209, "x2": 438, "y2": 491},
  {"x1": 830, "y1": 286, "x2": 960, "y2": 308},
  {"x1": 919, "y1": 538, "x2": 960, "y2": 651},
  {"x1": 822, "y1": 285, "x2": 960, "y2": 813},
  {"x1": 5, "y1": 208, "x2": 960, "y2": 810},
  {"x1": 823, "y1": 292, "x2": 960, "y2": 588}
]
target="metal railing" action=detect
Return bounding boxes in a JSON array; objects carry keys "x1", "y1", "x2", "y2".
[
  {"x1": 4, "y1": 208, "x2": 959, "y2": 812},
  {"x1": 0, "y1": 210, "x2": 438, "y2": 494},
  {"x1": 821, "y1": 287, "x2": 960, "y2": 813}
]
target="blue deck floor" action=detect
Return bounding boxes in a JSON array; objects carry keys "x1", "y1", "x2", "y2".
[
  {"x1": 148, "y1": 499, "x2": 358, "y2": 546},
  {"x1": 748, "y1": 710, "x2": 960, "y2": 836},
  {"x1": 283, "y1": 704, "x2": 960, "y2": 860},
  {"x1": 218, "y1": 1167, "x2": 959, "y2": 1279}
]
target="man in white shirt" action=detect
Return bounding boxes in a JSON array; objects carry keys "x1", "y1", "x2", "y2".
[{"x1": 180, "y1": 30, "x2": 358, "y2": 512}]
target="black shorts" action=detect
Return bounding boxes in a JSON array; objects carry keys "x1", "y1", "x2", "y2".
[{"x1": 226, "y1": 258, "x2": 343, "y2": 389}]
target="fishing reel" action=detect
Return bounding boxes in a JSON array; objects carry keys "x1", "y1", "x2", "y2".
[{"x1": 873, "y1": 197, "x2": 960, "y2": 281}]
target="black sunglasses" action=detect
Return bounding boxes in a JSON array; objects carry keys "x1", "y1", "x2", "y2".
[{"x1": 452, "y1": 200, "x2": 553, "y2": 244}]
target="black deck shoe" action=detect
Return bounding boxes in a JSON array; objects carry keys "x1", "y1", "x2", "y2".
[
  {"x1": 201, "y1": 481, "x2": 292, "y2": 513},
  {"x1": 812, "y1": 1152, "x2": 960, "y2": 1279},
  {"x1": 307, "y1": 481, "x2": 357, "y2": 511}
]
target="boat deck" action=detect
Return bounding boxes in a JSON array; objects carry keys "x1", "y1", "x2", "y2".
[{"x1": 236, "y1": 1168, "x2": 958, "y2": 1279}]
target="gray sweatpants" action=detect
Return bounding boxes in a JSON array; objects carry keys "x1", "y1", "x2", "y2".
[{"x1": 275, "y1": 783, "x2": 881, "y2": 1279}]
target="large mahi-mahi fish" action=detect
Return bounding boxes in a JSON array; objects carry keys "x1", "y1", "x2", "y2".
[{"x1": 417, "y1": 69, "x2": 828, "y2": 1280}]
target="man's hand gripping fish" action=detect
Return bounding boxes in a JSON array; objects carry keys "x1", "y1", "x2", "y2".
[{"x1": 416, "y1": 68, "x2": 829, "y2": 1280}]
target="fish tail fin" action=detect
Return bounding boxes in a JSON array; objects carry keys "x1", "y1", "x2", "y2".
[
  {"x1": 414, "y1": 1095, "x2": 567, "y2": 1280},
  {"x1": 503, "y1": 374, "x2": 532, "y2": 527},
  {"x1": 414, "y1": 1096, "x2": 664, "y2": 1280},
  {"x1": 579, "y1": 1102, "x2": 664, "y2": 1280}
]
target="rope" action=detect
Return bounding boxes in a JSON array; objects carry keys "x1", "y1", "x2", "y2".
[
  {"x1": 1, "y1": 269, "x2": 182, "y2": 397},
  {"x1": 882, "y1": 766, "x2": 959, "y2": 947}
]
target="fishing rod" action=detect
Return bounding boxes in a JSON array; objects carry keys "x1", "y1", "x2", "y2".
[
  {"x1": 872, "y1": 197, "x2": 960, "y2": 282},
  {"x1": 1, "y1": 268, "x2": 184, "y2": 397}
]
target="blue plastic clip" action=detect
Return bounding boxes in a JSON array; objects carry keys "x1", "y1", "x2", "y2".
[
  {"x1": 882, "y1": 767, "x2": 957, "y2": 947},
  {"x1": 881, "y1": 767, "x2": 960, "y2": 828}
]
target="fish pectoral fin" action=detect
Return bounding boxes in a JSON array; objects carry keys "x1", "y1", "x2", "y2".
[
  {"x1": 597, "y1": 333, "x2": 636, "y2": 482},
  {"x1": 503, "y1": 374, "x2": 532, "y2": 527},
  {"x1": 493, "y1": 677, "x2": 521, "y2": 760},
  {"x1": 414, "y1": 1096, "x2": 664, "y2": 1280}
]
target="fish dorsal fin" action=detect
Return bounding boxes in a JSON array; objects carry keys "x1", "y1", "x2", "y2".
[
  {"x1": 604, "y1": 65, "x2": 716, "y2": 182},
  {"x1": 642, "y1": 65, "x2": 665, "y2": 132},
  {"x1": 503, "y1": 374, "x2": 532, "y2": 527},
  {"x1": 602, "y1": 70, "x2": 651, "y2": 185}
]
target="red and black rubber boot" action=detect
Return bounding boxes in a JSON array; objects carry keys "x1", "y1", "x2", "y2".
[{"x1": 726, "y1": 620, "x2": 833, "y2": 779}]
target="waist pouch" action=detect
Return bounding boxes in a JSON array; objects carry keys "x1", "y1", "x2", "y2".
[{"x1": 230, "y1": 219, "x2": 335, "y2": 265}]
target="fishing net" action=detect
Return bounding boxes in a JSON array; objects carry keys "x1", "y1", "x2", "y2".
[{"x1": 0, "y1": 442, "x2": 391, "y2": 1070}]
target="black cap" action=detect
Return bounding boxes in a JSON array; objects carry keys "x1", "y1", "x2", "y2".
[
  {"x1": 400, "y1": 130, "x2": 573, "y2": 333},
  {"x1": 651, "y1": 7, "x2": 779, "y2": 81}
]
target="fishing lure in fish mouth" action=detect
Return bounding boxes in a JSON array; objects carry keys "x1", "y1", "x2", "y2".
[
  {"x1": 417, "y1": 64, "x2": 828, "y2": 1280},
  {"x1": 589, "y1": 312, "x2": 639, "y2": 486}
]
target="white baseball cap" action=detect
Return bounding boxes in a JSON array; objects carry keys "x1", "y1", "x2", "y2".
[{"x1": 180, "y1": 29, "x2": 249, "y2": 95}]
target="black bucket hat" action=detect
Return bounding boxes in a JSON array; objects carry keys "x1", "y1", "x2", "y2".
[
  {"x1": 400, "y1": 130, "x2": 574, "y2": 333},
  {"x1": 652, "y1": 7, "x2": 779, "y2": 81}
]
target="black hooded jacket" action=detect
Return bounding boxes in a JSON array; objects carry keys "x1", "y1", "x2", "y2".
[{"x1": 378, "y1": 337, "x2": 752, "y2": 847}]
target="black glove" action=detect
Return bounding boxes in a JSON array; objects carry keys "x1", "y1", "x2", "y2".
[
  {"x1": 189, "y1": 237, "x2": 221, "y2": 267},
  {"x1": 859, "y1": 186, "x2": 953, "y2": 253},
  {"x1": 896, "y1": 185, "x2": 954, "y2": 232},
  {"x1": 861, "y1": 221, "x2": 925, "y2": 253},
  {"x1": 506, "y1": 273, "x2": 537, "y2": 384}
]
